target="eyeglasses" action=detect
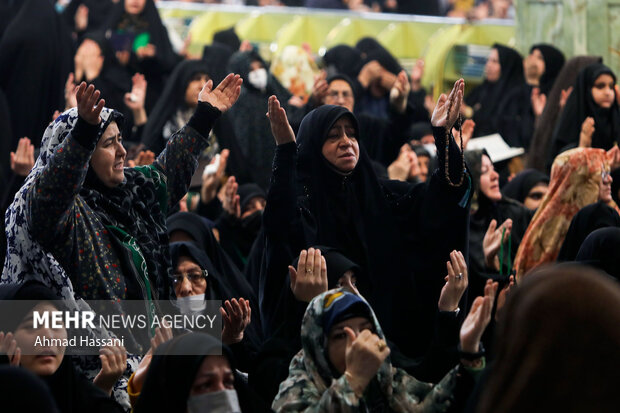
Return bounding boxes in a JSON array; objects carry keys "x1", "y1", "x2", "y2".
[
  {"x1": 172, "y1": 269, "x2": 208, "y2": 286},
  {"x1": 326, "y1": 90, "x2": 353, "y2": 99}
]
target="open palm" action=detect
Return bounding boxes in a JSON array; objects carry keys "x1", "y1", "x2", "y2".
[{"x1": 199, "y1": 73, "x2": 243, "y2": 113}]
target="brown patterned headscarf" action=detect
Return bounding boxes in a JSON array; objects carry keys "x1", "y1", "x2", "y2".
[{"x1": 514, "y1": 147, "x2": 619, "y2": 280}]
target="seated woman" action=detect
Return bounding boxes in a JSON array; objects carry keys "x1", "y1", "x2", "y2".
[
  {"x1": 133, "y1": 332, "x2": 269, "y2": 413},
  {"x1": 548, "y1": 63, "x2": 620, "y2": 164},
  {"x1": 262, "y1": 79, "x2": 472, "y2": 360},
  {"x1": 273, "y1": 285, "x2": 497, "y2": 411},
  {"x1": 0, "y1": 281, "x2": 125, "y2": 413},
  {"x1": 514, "y1": 147, "x2": 620, "y2": 279},
  {"x1": 478, "y1": 265, "x2": 620, "y2": 412}
]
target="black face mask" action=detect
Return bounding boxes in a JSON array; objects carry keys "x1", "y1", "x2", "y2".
[{"x1": 240, "y1": 209, "x2": 263, "y2": 236}]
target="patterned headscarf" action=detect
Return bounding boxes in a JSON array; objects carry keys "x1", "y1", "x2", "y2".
[
  {"x1": 2, "y1": 107, "x2": 115, "y2": 299},
  {"x1": 514, "y1": 148, "x2": 620, "y2": 280},
  {"x1": 273, "y1": 289, "x2": 456, "y2": 412}
]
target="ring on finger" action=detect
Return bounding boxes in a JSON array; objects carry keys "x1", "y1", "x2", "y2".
[
  {"x1": 376, "y1": 340, "x2": 387, "y2": 352},
  {"x1": 456, "y1": 273, "x2": 463, "y2": 280}
]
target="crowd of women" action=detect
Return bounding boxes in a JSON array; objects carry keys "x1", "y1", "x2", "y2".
[{"x1": 0, "y1": 0, "x2": 619, "y2": 412}]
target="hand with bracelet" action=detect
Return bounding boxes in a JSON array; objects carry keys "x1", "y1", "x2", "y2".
[{"x1": 458, "y1": 279, "x2": 498, "y2": 368}]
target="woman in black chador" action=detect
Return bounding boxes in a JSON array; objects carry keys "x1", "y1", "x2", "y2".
[{"x1": 260, "y1": 80, "x2": 472, "y2": 359}]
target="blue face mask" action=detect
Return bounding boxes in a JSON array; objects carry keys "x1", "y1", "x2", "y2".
[{"x1": 187, "y1": 389, "x2": 241, "y2": 413}]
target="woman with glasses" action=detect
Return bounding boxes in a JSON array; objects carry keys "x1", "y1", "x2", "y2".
[
  {"x1": 514, "y1": 147, "x2": 620, "y2": 280},
  {"x1": 169, "y1": 241, "x2": 260, "y2": 373}
]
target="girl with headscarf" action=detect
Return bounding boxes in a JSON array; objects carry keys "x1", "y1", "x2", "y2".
[
  {"x1": 0, "y1": 281, "x2": 125, "y2": 413},
  {"x1": 526, "y1": 56, "x2": 602, "y2": 172},
  {"x1": 463, "y1": 44, "x2": 525, "y2": 138},
  {"x1": 102, "y1": 0, "x2": 179, "y2": 113},
  {"x1": 273, "y1": 288, "x2": 495, "y2": 411},
  {"x1": 548, "y1": 63, "x2": 620, "y2": 164},
  {"x1": 464, "y1": 150, "x2": 533, "y2": 304},
  {"x1": 576, "y1": 227, "x2": 620, "y2": 280},
  {"x1": 261, "y1": 80, "x2": 472, "y2": 359},
  {"x1": 142, "y1": 59, "x2": 216, "y2": 155},
  {"x1": 513, "y1": 147, "x2": 620, "y2": 280},
  {"x1": 133, "y1": 332, "x2": 269, "y2": 413},
  {"x1": 496, "y1": 44, "x2": 565, "y2": 149},
  {"x1": 478, "y1": 265, "x2": 620, "y2": 413}
]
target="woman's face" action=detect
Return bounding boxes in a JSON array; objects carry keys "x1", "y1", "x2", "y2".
[
  {"x1": 90, "y1": 121, "x2": 126, "y2": 188},
  {"x1": 485, "y1": 49, "x2": 501, "y2": 83},
  {"x1": 525, "y1": 48, "x2": 545, "y2": 82},
  {"x1": 125, "y1": 0, "x2": 146, "y2": 15},
  {"x1": 185, "y1": 74, "x2": 209, "y2": 108},
  {"x1": 418, "y1": 155, "x2": 430, "y2": 183},
  {"x1": 14, "y1": 302, "x2": 67, "y2": 376},
  {"x1": 173, "y1": 256, "x2": 207, "y2": 298},
  {"x1": 325, "y1": 80, "x2": 355, "y2": 112},
  {"x1": 523, "y1": 183, "x2": 548, "y2": 210},
  {"x1": 591, "y1": 74, "x2": 616, "y2": 109},
  {"x1": 335, "y1": 271, "x2": 359, "y2": 295},
  {"x1": 479, "y1": 155, "x2": 501, "y2": 202},
  {"x1": 327, "y1": 316, "x2": 374, "y2": 375},
  {"x1": 189, "y1": 355, "x2": 234, "y2": 395},
  {"x1": 599, "y1": 168, "x2": 613, "y2": 203},
  {"x1": 321, "y1": 116, "x2": 360, "y2": 173}
]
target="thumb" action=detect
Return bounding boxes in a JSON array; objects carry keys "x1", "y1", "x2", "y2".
[
  {"x1": 487, "y1": 219, "x2": 497, "y2": 235},
  {"x1": 10, "y1": 152, "x2": 15, "y2": 165},
  {"x1": 288, "y1": 266, "x2": 297, "y2": 288},
  {"x1": 344, "y1": 327, "x2": 356, "y2": 349},
  {"x1": 202, "y1": 79, "x2": 213, "y2": 94}
]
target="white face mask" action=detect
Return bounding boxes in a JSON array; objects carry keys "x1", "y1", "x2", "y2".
[
  {"x1": 248, "y1": 68, "x2": 268, "y2": 91},
  {"x1": 422, "y1": 143, "x2": 437, "y2": 158},
  {"x1": 175, "y1": 293, "x2": 206, "y2": 314},
  {"x1": 187, "y1": 389, "x2": 241, "y2": 413}
]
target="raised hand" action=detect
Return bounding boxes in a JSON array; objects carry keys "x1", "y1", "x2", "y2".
[
  {"x1": 199, "y1": 73, "x2": 243, "y2": 113},
  {"x1": 10, "y1": 137, "x2": 35, "y2": 177},
  {"x1": 288, "y1": 248, "x2": 328, "y2": 303},
  {"x1": 483, "y1": 218, "x2": 512, "y2": 271},
  {"x1": 136, "y1": 44, "x2": 156, "y2": 59},
  {"x1": 431, "y1": 78, "x2": 465, "y2": 129},
  {"x1": 438, "y1": 250, "x2": 468, "y2": 312},
  {"x1": 222, "y1": 176, "x2": 241, "y2": 218},
  {"x1": 124, "y1": 73, "x2": 147, "y2": 112},
  {"x1": 311, "y1": 71, "x2": 328, "y2": 105},
  {"x1": 531, "y1": 87, "x2": 547, "y2": 117},
  {"x1": 579, "y1": 116, "x2": 595, "y2": 148},
  {"x1": 200, "y1": 149, "x2": 229, "y2": 205},
  {"x1": 453, "y1": 119, "x2": 475, "y2": 149},
  {"x1": 220, "y1": 298, "x2": 251, "y2": 344},
  {"x1": 267, "y1": 95, "x2": 296, "y2": 145},
  {"x1": 94, "y1": 344, "x2": 127, "y2": 395},
  {"x1": 389, "y1": 70, "x2": 411, "y2": 113},
  {"x1": 76, "y1": 82, "x2": 105, "y2": 125},
  {"x1": 559, "y1": 86, "x2": 573, "y2": 110},
  {"x1": 387, "y1": 144, "x2": 419, "y2": 182},
  {"x1": 495, "y1": 275, "x2": 515, "y2": 322},
  {"x1": 0, "y1": 331, "x2": 21, "y2": 366},
  {"x1": 344, "y1": 328, "x2": 389, "y2": 397},
  {"x1": 74, "y1": 4, "x2": 89, "y2": 32},
  {"x1": 132, "y1": 327, "x2": 173, "y2": 394},
  {"x1": 410, "y1": 59, "x2": 425, "y2": 91},
  {"x1": 459, "y1": 279, "x2": 497, "y2": 355},
  {"x1": 607, "y1": 145, "x2": 620, "y2": 170},
  {"x1": 64, "y1": 72, "x2": 78, "y2": 110}
]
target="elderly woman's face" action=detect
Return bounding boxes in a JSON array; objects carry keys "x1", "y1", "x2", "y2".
[
  {"x1": 321, "y1": 117, "x2": 359, "y2": 173},
  {"x1": 90, "y1": 121, "x2": 126, "y2": 188},
  {"x1": 14, "y1": 302, "x2": 67, "y2": 376},
  {"x1": 327, "y1": 316, "x2": 373, "y2": 375},
  {"x1": 174, "y1": 255, "x2": 207, "y2": 298},
  {"x1": 189, "y1": 355, "x2": 235, "y2": 395},
  {"x1": 325, "y1": 80, "x2": 355, "y2": 112}
]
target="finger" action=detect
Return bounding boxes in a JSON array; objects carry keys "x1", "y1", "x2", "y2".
[
  {"x1": 220, "y1": 307, "x2": 231, "y2": 325},
  {"x1": 75, "y1": 82, "x2": 87, "y2": 103},
  {"x1": 100, "y1": 354, "x2": 110, "y2": 372},
  {"x1": 298, "y1": 249, "x2": 307, "y2": 273},
  {"x1": 446, "y1": 259, "x2": 456, "y2": 281},
  {"x1": 93, "y1": 98, "x2": 105, "y2": 119},
  {"x1": 344, "y1": 327, "x2": 356, "y2": 349},
  {"x1": 321, "y1": 256, "x2": 327, "y2": 286},
  {"x1": 306, "y1": 248, "x2": 315, "y2": 274},
  {"x1": 456, "y1": 251, "x2": 468, "y2": 282},
  {"x1": 436, "y1": 93, "x2": 447, "y2": 108},
  {"x1": 313, "y1": 249, "x2": 322, "y2": 279},
  {"x1": 225, "y1": 300, "x2": 235, "y2": 318},
  {"x1": 10, "y1": 152, "x2": 14, "y2": 166},
  {"x1": 486, "y1": 219, "x2": 497, "y2": 237},
  {"x1": 288, "y1": 265, "x2": 297, "y2": 289}
]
